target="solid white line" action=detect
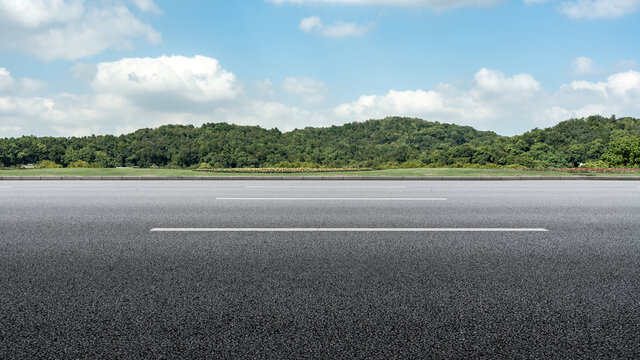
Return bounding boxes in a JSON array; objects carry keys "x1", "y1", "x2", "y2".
[
  {"x1": 0, "y1": 186, "x2": 13, "y2": 188},
  {"x1": 151, "y1": 228, "x2": 548, "y2": 232},
  {"x1": 216, "y1": 197, "x2": 447, "y2": 201},
  {"x1": 246, "y1": 186, "x2": 408, "y2": 190}
]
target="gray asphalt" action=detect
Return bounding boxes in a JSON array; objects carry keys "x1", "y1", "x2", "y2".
[{"x1": 1, "y1": 181, "x2": 640, "y2": 359}]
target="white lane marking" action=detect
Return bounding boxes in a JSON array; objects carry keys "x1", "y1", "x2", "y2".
[
  {"x1": 151, "y1": 228, "x2": 548, "y2": 232},
  {"x1": 216, "y1": 197, "x2": 447, "y2": 201},
  {"x1": 0, "y1": 186, "x2": 13, "y2": 188},
  {"x1": 246, "y1": 186, "x2": 408, "y2": 190}
]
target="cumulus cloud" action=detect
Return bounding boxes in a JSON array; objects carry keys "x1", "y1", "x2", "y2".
[
  {"x1": 0, "y1": 56, "x2": 323, "y2": 137},
  {"x1": 91, "y1": 55, "x2": 240, "y2": 112},
  {"x1": 2, "y1": 61, "x2": 640, "y2": 137},
  {"x1": 0, "y1": 67, "x2": 49, "y2": 95},
  {"x1": 255, "y1": 79, "x2": 276, "y2": 98},
  {"x1": 0, "y1": 0, "x2": 161, "y2": 61},
  {"x1": 282, "y1": 77, "x2": 329, "y2": 104},
  {"x1": 0, "y1": 68, "x2": 15, "y2": 92},
  {"x1": 0, "y1": 90, "x2": 320, "y2": 138},
  {"x1": 565, "y1": 70, "x2": 640, "y2": 96},
  {"x1": 560, "y1": 0, "x2": 640, "y2": 19},
  {"x1": 335, "y1": 90, "x2": 444, "y2": 119},
  {"x1": 332, "y1": 69, "x2": 546, "y2": 133},
  {"x1": 269, "y1": 0, "x2": 502, "y2": 11},
  {"x1": 474, "y1": 68, "x2": 541, "y2": 93},
  {"x1": 553, "y1": 70, "x2": 640, "y2": 120},
  {"x1": 332, "y1": 68, "x2": 640, "y2": 134},
  {"x1": 299, "y1": 16, "x2": 374, "y2": 38}
]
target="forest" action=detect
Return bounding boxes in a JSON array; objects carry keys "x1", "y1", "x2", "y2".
[{"x1": 1, "y1": 115, "x2": 639, "y2": 169}]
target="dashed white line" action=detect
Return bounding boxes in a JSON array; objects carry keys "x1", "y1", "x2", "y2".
[
  {"x1": 216, "y1": 197, "x2": 447, "y2": 201},
  {"x1": 151, "y1": 228, "x2": 549, "y2": 232}
]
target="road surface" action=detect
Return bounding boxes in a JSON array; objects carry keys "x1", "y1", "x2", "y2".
[{"x1": 1, "y1": 181, "x2": 639, "y2": 358}]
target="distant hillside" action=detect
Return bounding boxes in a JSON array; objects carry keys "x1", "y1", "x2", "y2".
[
  {"x1": 1, "y1": 115, "x2": 639, "y2": 168},
  {"x1": 503, "y1": 115, "x2": 640, "y2": 167}
]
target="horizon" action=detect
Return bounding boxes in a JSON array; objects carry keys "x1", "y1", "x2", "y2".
[{"x1": 0, "y1": 0, "x2": 639, "y2": 138}]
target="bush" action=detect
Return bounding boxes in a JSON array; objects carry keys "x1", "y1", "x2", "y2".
[
  {"x1": 37, "y1": 160, "x2": 63, "y2": 168},
  {"x1": 579, "y1": 160, "x2": 608, "y2": 168},
  {"x1": 273, "y1": 161, "x2": 293, "y2": 168},
  {"x1": 67, "y1": 160, "x2": 93, "y2": 168},
  {"x1": 199, "y1": 162, "x2": 213, "y2": 169}
]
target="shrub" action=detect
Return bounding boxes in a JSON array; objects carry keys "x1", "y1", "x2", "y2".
[
  {"x1": 67, "y1": 160, "x2": 92, "y2": 168},
  {"x1": 37, "y1": 160, "x2": 63, "y2": 168},
  {"x1": 274, "y1": 161, "x2": 293, "y2": 168},
  {"x1": 194, "y1": 167, "x2": 369, "y2": 173},
  {"x1": 579, "y1": 160, "x2": 608, "y2": 168},
  {"x1": 199, "y1": 162, "x2": 213, "y2": 169}
]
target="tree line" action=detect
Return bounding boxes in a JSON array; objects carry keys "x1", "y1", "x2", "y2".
[{"x1": 1, "y1": 115, "x2": 639, "y2": 169}]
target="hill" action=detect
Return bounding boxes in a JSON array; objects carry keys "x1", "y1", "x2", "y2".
[{"x1": 1, "y1": 115, "x2": 639, "y2": 168}]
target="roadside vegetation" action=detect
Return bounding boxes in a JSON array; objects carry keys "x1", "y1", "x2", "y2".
[
  {"x1": 1, "y1": 115, "x2": 640, "y2": 170},
  {"x1": 3, "y1": 167, "x2": 640, "y2": 177}
]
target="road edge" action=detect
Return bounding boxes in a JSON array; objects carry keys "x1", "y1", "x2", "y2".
[{"x1": 2, "y1": 176, "x2": 640, "y2": 181}]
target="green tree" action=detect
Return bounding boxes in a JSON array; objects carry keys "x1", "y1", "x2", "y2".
[{"x1": 602, "y1": 136, "x2": 640, "y2": 167}]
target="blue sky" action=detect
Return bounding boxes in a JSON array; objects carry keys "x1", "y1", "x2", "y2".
[{"x1": 0, "y1": 0, "x2": 639, "y2": 137}]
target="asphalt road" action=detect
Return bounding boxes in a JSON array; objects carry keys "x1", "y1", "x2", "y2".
[{"x1": 1, "y1": 181, "x2": 640, "y2": 359}]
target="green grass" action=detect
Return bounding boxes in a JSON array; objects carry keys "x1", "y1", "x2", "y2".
[{"x1": 2, "y1": 167, "x2": 640, "y2": 177}]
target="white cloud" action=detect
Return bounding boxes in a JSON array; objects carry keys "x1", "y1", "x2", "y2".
[
  {"x1": 0, "y1": 67, "x2": 49, "y2": 95},
  {"x1": 332, "y1": 68, "x2": 640, "y2": 134},
  {"x1": 332, "y1": 69, "x2": 546, "y2": 133},
  {"x1": 560, "y1": 0, "x2": 640, "y2": 19},
  {"x1": 299, "y1": 16, "x2": 373, "y2": 38},
  {"x1": 300, "y1": 16, "x2": 323, "y2": 32},
  {"x1": 0, "y1": 68, "x2": 16, "y2": 92},
  {"x1": 91, "y1": 55, "x2": 240, "y2": 111},
  {"x1": 525, "y1": 0, "x2": 640, "y2": 19},
  {"x1": 282, "y1": 77, "x2": 329, "y2": 104},
  {"x1": 2, "y1": 61, "x2": 640, "y2": 137},
  {"x1": 0, "y1": 56, "x2": 324, "y2": 136},
  {"x1": 554, "y1": 70, "x2": 640, "y2": 120},
  {"x1": 0, "y1": 90, "x2": 321, "y2": 137},
  {"x1": 474, "y1": 68, "x2": 541, "y2": 92},
  {"x1": 565, "y1": 70, "x2": 640, "y2": 95},
  {"x1": 269, "y1": 0, "x2": 502, "y2": 11},
  {"x1": 131, "y1": 0, "x2": 161, "y2": 14},
  {"x1": 335, "y1": 89, "x2": 444, "y2": 119},
  {"x1": 255, "y1": 79, "x2": 276, "y2": 98},
  {"x1": 572, "y1": 56, "x2": 595, "y2": 75},
  {"x1": 0, "y1": 0, "x2": 161, "y2": 61}
]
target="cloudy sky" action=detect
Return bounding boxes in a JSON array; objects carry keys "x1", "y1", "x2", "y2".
[{"x1": 0, "y1": 0, "x2": 639, "y2": 137}]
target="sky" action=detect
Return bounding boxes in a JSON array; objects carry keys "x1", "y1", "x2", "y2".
[{"x1": 0, "y1": 0, "x2": 639, "y2": 137}]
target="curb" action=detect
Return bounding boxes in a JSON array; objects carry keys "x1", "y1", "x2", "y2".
[{"x1": 1, "y1": 176, "x2": 640, "y2": 181}]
